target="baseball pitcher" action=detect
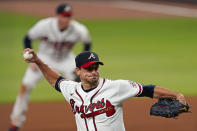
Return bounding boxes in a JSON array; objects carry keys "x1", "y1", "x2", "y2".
[{"x1": 20, "y1": 48, "x2": 187, "y2": 131}]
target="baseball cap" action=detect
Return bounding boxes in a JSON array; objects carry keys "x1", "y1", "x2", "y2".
[
  {"x1": 56, "y1": 3, "x2": 72, "y2": 17},
  {"x1": 75, "y1": 51, "x2": 104, "y2": 68}
]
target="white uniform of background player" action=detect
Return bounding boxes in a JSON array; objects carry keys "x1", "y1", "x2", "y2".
[{"x1": 9, "y1": 3, "x2": 91, "y2": 131}]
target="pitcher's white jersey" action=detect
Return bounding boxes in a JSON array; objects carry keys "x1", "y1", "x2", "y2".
[
  {"x1": 56, "y1": 78, "x2": 143, "y2": 131},
  {"x1": 28, "y1": 17, "x2": 91, "y2": 59}
]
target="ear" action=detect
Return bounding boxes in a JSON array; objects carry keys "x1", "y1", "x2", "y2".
[{"x1": 75, "y1": 67, "x2": 80, "y2": 76}]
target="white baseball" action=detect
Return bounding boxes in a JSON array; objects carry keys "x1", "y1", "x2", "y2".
[{"x1": 23, "y1": 52, "x2": 33, "y2": 59}]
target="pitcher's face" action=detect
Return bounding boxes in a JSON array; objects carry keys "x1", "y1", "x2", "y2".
[{"x1": 76, "y1": 63, "x2": 100, "y2": 85}]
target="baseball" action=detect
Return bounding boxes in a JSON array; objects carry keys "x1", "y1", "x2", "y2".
[{"x1": 23, "y1": 52, "x2": 33, "y2": 60}]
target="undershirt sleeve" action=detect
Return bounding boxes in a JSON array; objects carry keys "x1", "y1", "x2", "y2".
[
  {"x1": 137, "y1": 85, "x2": 156, "y2": 98},
  {"x1": 55, "y1": 76, "x2": 65, "y2": 92}
]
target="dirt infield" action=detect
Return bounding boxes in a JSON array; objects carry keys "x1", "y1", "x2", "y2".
[
  {"x1": 1, "y1": 97, "x2": 196, "y2": 131},
  {"x1": 0, "y1": 1, "x2": 196, "y2": 131}
]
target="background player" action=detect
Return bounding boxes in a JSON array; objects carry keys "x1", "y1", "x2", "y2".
[
  {"x1": 21, "y1": 48, "x2": 187, "y2": 131},
  {"x1": 9, "y1": 3, "x2": 92, "y2": 131}
]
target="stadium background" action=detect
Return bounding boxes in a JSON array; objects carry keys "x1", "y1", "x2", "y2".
[{"x1": 0, "y1": 0, "x2": 196, "y2": 130}]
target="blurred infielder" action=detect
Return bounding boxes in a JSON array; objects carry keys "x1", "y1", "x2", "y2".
[
  {"x1": 20, "y1": 48, "x2": 187, "y2": 131},
  {"x1": 9, "y1": 3, "x2": 92, "y2": 131}
]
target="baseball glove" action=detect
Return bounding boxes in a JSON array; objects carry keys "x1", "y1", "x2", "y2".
[{"x1": 150, "y1": 98, "x2": 190, "y2": 118}]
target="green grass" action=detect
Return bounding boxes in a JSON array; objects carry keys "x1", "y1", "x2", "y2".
[{"x1": 0, "y1": 11, "x2": 197, "y2": 104}]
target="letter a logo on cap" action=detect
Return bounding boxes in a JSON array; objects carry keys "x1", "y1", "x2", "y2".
[{"x1": 88, "y1": 53, "x2": 95, "y2": 59}]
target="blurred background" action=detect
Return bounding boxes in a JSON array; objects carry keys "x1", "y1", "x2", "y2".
[
  {"x1": 1, "y1": 0, "x2": 196, "y2": 102},
  {"x1": 0, "y1": 0, "x2": 197, "y2": 130}
]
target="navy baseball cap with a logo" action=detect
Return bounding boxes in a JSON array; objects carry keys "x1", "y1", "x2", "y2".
[
  {"x1": 56, "y1": 3, "x2": 72, "y2": 17},
  {"x1": 75, "y1": 51, "x2": 104, "y2": 68}
]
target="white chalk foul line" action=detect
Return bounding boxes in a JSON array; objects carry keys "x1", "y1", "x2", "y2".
[{"x1": 112, "y1": 1, "x2": 197, "y2": 17}]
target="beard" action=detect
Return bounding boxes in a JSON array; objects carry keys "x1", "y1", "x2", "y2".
[
  {"x1": 86, "y1": 75, "x2": 99, "y2": 85},
  {"x1": 87, "y1": 79, "x2": 98, "y2": 85}
]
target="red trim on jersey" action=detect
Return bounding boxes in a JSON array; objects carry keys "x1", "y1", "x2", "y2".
[
  {"x1": 76, "y1": 90, "x2": 89, "y2": 131},
  {"x1": 90, "y1": 79, "x2": 106, "y2": 103},
  {"x1": 11, "y1": 125, "x2": 18, "y2": 130},
  {"x1": 84, "y1": 118, "x2": 88, "y2": 131},
  {"x1": 41, "y1": 37, "x2": 48, "y2": 41},
  {"x1": 93, "y1": 117, "x2": 97, "y2": 131},
  {"x1": 137, "y1": 83, "x2": 142, "y2": 96},
  {"x1": 76, "y1": 90, "x2": 84, "y2": 103},
  {"x1": 90, "y1": 79, "x2": 106, "y2": 131}
]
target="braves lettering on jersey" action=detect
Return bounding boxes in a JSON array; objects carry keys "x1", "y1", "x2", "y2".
[
  {"x1": 55, "y1": 78, "x2": 143, "y2": 131},
  {"x1": 28, "y1": 17, "x2": 91, "y2": 59}
]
